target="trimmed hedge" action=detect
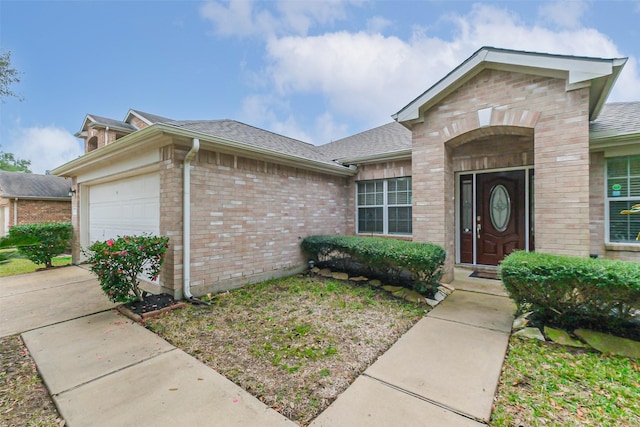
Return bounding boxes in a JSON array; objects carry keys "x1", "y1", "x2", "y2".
[
  {"x1": 8, "y1": 222, "x2": 73, "y2": 268},
  {"x1": 500, "y1": 251, "x2": 640, "y2": 330},
  {"x1": 301, "y1": 235, "x2": 446, "y2": 294}
]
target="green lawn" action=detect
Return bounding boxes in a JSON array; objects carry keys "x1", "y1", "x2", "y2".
[
  {"x1": 0, "y1": 250, "x2": 72, "y2": 277},
  {"x1": 491, "y1": 336, "x2": 640, "y2": 426}
]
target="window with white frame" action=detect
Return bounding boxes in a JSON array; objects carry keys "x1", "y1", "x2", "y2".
[
  {"x1": 357, "y1": 177, "x2": 412, "y2": 235},
  {"x1": 607, "y1": 155, "x2": 640, "y2": 243}
]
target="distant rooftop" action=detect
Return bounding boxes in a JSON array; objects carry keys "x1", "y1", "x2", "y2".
[{"x1": 0, "y1": 171, "x2": 71, "y2": 199}]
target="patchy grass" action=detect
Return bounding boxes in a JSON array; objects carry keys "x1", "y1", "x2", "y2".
[
  {"x1": 491, "y1": 335, "x2": 640, "y2": 426},
  {"x1": 0, "y1": 250, "x2": 71, "y2": 278},
  {"x1": 146, "y1": 275, "x2": 427, "y2": 424},
  {"x1": 0, "y1": 335, "x2": 62, "y2": 427}
]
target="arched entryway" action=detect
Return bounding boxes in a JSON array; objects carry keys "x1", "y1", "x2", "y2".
[{"x1": 448, "y1": 125, "x2": 535, "y2": 267}]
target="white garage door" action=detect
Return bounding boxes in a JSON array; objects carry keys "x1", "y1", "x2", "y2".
[{"x1": 89, "y1": 173, "x2": 160, "y2": 243}]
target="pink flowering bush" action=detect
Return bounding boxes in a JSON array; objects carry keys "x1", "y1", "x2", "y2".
[{"x1": 84, "y1": 235, "x2": 170, "y2": 303}]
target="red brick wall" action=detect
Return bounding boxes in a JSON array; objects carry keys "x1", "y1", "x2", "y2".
[
  {"x1": 160, "y1": 145, "x2": 350, "y2": 298},
  {"x1": 129, "y1": 116, "x2": 149, "y2": 129},
  {"x1": 13, "y1": 199, "x2": 71, "y2": 225}
]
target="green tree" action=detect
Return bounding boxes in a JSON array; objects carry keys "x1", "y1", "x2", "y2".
[
  {"x1": 0, "y1": 145, "x2": 31, "y2": 172},
  {"x1": 0, "y1": 51, "x2": 29, "y2": 172},
  {"x1": 8, "y1": 222, "x2": 73, "y2": 268},
  {"x1": 0, "y1": 50, "x2": 21, "y2": 101}
]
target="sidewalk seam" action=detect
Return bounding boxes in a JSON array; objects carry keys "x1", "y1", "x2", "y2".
[
  {"x1": 425, "y1": 314, "x2": 512, "y2": 335},
  {"x1": 14, "y1": 308, "x2": 117, "y2": 337},
  {"x1": 0, "y1": 279, "x2": 98, "y2": 299},
  {"x1": 51, "y1": 347, "x2": 178, "y2": 397},
  {"x1": 361, "y1": 373, "x2": 489, "y2": 425}
]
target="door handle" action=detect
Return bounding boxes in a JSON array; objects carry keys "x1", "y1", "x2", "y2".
[{"x1": 476, "y1": 223, "x2": 482, "y2": 239}]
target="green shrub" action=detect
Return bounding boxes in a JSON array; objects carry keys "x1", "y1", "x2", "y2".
[
  {"x1": 84, "y1": 235, "x2": 170, "y2": 303},
  {"x1": 500, "y1": 251, "x2": 640, "y2": 330},
  {"x1": 8, "y1": 222, "x2": 73, "y2": 268},
  {"x1": 301, "y1": 235, "x2": 446, "y2": 294}
]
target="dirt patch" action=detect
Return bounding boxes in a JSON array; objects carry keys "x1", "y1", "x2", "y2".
[
  {"x1": 0, "y1": 335, "x2": 63, "y2": 426},
  {"x1": 146, "y1": 275, "x2": 427, "y2": 425}
]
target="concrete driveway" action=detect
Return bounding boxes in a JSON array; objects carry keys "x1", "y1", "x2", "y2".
[{"x1": 0, "y1": 265, "x2": 116, "y2": 337}]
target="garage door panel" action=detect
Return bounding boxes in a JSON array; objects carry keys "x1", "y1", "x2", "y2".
[{"x1": 89, "y1": 173, "x2": 160, "y2": 243}]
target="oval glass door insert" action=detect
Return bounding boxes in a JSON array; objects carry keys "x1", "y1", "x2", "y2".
[{"x1": 490, "y1": 184, "x2": 511, "y2": 232}]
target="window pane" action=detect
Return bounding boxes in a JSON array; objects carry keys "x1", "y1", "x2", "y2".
[
  {"x1": 630, "y1": 156, "x2": 640, "y2": 176},
  {"x1": 357, "y1": 181, "x2": 383, "y2": 206},
  {"x1": 389, "y1": 207, "x2": 412, "y2": 234},
  {"x1": 358, "y1": 207, "x2": 383, "y2": 233},
  {"x1": 608, "y1": 178, "x2": 628, "y2": 197},
  {"x1": 607, "y1": 157, "x2": 628, "y2": 178},
  {"x1": 388, "y1": 177, "x2": 412, "y2": 206},
  {"x1": 630, "y1": 157, "x2": 640, "y2": 197},
  {"x1": 631, "y1": 177, "x2": 640, "y2": 197},
  {"x1": 609, "y1": 200, "x2": 640, "y2": 242},
  {"x1": 462, "y1": 180, "x2": 473, "y2": 231}
]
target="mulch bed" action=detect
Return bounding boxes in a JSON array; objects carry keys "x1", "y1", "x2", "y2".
[{"x1": 118, "y1": 292, "x2": 185, "y2": 322}]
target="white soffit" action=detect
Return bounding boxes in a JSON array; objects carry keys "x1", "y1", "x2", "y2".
[{"x1": 393, "y1": 47, "x2": 627, "y2": 124}]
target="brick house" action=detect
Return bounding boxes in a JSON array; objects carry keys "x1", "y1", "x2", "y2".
[
  {"x1": 52, "y1": 47, "x2": 640, "y2": 299},
  {"x1": 0, "y1": 171, "x2": 72, "y2": 237}
]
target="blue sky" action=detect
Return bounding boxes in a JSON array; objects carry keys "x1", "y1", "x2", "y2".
[{"x1": 1, "y1": 0, "x2": 640, "y2": 174}]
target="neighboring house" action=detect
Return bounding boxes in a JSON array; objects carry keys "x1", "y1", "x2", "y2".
[
  {"x1": 52, "y1": 47, "x2": 640, "y2": 299},
  {"x1": 0, "y1": 171, "x2": 72, "y2": 237}
]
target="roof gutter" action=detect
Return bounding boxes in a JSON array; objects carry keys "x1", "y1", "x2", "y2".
[
  {"x1": 53, "y1": 123, "x2": 356, "y2": 178},
  {"x1": 0, "y1": 196, "x2": 71, "y2": 201},
  {"x1": 183, "y1": 138, "x2": 199, "y2": 300},
  {"x1": 158, "y1": 124, "x2": 357, "y2": 177},
  {"x1": 336, "y1": 148, "x2": 412, "y2": 166}
]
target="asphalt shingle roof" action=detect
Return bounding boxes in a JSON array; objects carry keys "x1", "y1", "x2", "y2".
[
  {"x1": 0, "y1": 171, "x2": 71, "y2": 199},
  {"x1": 86, "y1": 101, "x2": 639, "y2": 170},
  {"x1": 168, "y1": 119, "x2": 340, "y2": 166},
  {"x1": 129, "y1": 110, "x2": 175, "y2": 125},
  {"x1": 87, "y1": 114, "x2": 137, "y2": 131},
  {"x1": 590, "y1": 102, "x2": 640, "y2": 134},
  {"x1": 317, "y1": 122, "x2": 412, "y2": 161}
]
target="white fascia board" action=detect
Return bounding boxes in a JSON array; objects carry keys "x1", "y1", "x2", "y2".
[
  {"x1": 590, "y1": 130, "x2": 640, "y2": 146},
  {"x1": 484, "y1": 50, "x2": 615, "y2": 84},
  {"x1": 393, "y1": 49, "x2": 489, "y2": 123},
  {"x1": 590, "y1": 59, "x2": 627, "y2": 120},
  {"x1": 393, "y1": 47, "x2": 626, "y2": 124},
  {"x1": 78, "y1": 115, "x2": 94, "y2": 134},
  {"x1": 86, "y1": 121, "x2": 135, "y2": 134},
  {"x1": 52, "y1": 126, "x2": 166, "y2": 177},
  {"x1": 124, "y1": 109, "x2": 151, "y2": 127},
  {"x1": 54, "y1": 123, "x2": 356, "y2": 178},
  {"x1": 336, "y1": 149, "x2": 412, "y2": 165}
]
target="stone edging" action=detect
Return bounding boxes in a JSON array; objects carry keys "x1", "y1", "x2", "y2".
[{"x1": 117, "y1": 302, "x2": 187, "y2": 323}]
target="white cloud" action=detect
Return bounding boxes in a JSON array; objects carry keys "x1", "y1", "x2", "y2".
[
  {"x1": 254, "y1": 2, "x2": 640, "y2": 141},
  {"x1": 538, "y1": 0, "x2": 589, "y2": 29},
  {"x1": 200, "y1": 0, "x2": 359, "y2": 38},
  {"x1": 7, "y1": 126, "x2": 83, "y2": 174},
  {"x1": 366, "y1": 16, "x2": 392, "y2": 34},
  {"x1": 200, "y1": 0, "x2": 274, "y2": 38}
]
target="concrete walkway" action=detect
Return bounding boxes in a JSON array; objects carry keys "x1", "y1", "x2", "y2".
[
  {"x1": 8, "y1": 267, "x2": 515, "y2": 426},
  {"x1": 0, "y1": 266, "x2": 115, "y2": 337},
  {"x1": 310, "y1": 269, "x2": 515, "y2": 426}
]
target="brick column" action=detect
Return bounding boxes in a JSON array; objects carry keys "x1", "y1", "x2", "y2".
[
  {"x1": 533, "y1": 87, "x2": 591, "y2": 257},
  {"x1": 411, "y1": 124, "x2": 454, "y2": 282}
]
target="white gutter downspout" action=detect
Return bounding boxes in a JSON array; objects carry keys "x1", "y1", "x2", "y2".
[
  {"x1": 13, "y1": 198, "x2": 18, "y2": 226},
  {"x1": 183, "y1": 138, "x2": 199, "y2": 300}
]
